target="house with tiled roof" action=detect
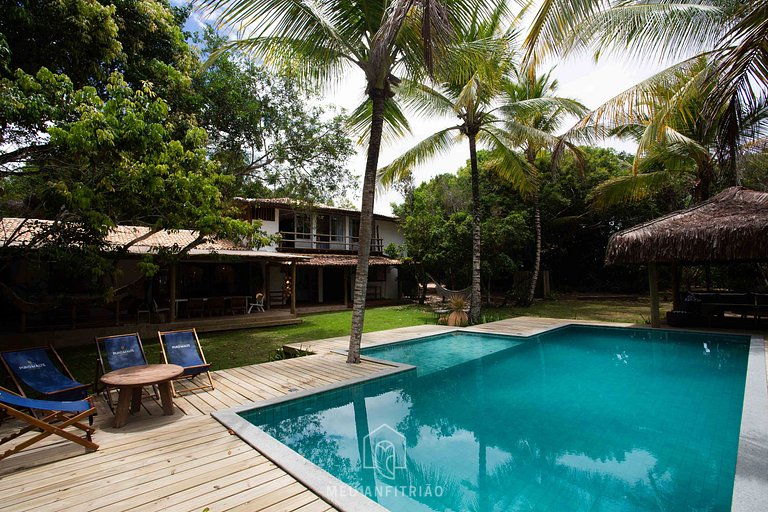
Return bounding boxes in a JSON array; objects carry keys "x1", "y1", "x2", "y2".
[
  {"x1": 235, "y1": 198, "x2": 404, "y2": 306},
  {"x1": 0, "y1": 200, "x2": 404, "y2": 338}
]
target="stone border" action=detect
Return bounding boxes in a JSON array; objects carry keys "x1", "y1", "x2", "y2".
[
  {"x1": 213, "y1": 322, "x2": 767, "y2": 512},
  {"x1": 732, "y1": 334, "x2": 768, "y2": 510}
]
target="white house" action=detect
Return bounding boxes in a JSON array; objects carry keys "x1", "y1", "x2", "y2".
[{"x1": 236, "y1": 198, "x2": 404, "y2": 307}]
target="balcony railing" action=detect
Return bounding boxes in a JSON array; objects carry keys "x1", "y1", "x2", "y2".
[{"x1": 277, "y1": 231, "x2": 383, "y2": 253}]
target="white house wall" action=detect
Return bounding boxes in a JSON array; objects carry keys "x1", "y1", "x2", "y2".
[
  {"x1": 257, "y1": 208, "x2": 280, "y2": 252},
  {"x1": 375, "y1": 220, "x2": 405, "y2": 252}
]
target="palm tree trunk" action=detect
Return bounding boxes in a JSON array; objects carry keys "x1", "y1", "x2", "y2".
[
  {"x1": 468, "y1": 134, "x2": 481, "y2": 323},
  {"x1": 348, "y1": 88, "x2": 387, "y2": 364},
  {"x1": 525, "y1": 190, "x2": 541, "y2": 305}
]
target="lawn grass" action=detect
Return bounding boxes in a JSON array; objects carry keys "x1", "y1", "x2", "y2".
[
  {"x1": 59, "y1": 304, "x2": 435, "y2": 385},
  {"x1": 57, "y1": 298, "x2": 670, "y2": 385}
]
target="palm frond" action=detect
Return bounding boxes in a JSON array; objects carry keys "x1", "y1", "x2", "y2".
[
  {"x1": 347, "y1": 97, "x2": 413, "y2": 146},
  {"x1": 397, "y1": 79, "x2": 457, "y2": 120},
  {"x1": 479, "y1": 126, "x2": 538, "y2": 195},
  {"x1": 558, "y1": 2, "x2": 724, "y2": 64},
  {"x1": 588, "y1": 170, "x2": 681, "y2": 210},
  {"x1": 377, "y1": 126, "x2": 462, "y2": 189}
]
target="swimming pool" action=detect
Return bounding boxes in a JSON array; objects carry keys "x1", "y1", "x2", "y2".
[{"x1": 224, "y1": 325, "x2": 756, "y2": 511}]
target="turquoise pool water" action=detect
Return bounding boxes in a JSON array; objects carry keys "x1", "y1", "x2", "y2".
[{"x1": 240, "y1": 326, "x2": 750, "y2": 512}]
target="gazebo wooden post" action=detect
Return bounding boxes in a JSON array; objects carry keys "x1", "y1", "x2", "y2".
[
  {"x1": 648, "y1": 263, "x2": 661, "y2": 328},
  {"x1": 290, "y1": 263, "x2": 297, "y2": 315},
  {"x1": 671, "y1": 263, "x2": 681, "y2": 310}
]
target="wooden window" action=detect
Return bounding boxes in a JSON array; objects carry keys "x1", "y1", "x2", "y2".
[{"x1": 253, "y1": 206, "x2": 275, "y2": 221}]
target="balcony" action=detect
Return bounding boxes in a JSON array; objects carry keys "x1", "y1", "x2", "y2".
[{"x1": 277, "y1": 231, "x2": 383, "y2": 254}]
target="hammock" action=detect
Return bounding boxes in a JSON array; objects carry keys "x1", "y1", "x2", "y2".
[{"x1": 425, "y1": 273, "x2": 472, "y2": 302}]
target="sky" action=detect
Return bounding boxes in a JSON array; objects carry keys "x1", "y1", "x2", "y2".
[{"x1": 179, "y1": 2, "x2": 670, "y2": 215}]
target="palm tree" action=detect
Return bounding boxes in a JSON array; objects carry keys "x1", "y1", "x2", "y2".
[
  {"x1": 523, "y1": 0, "x2": 767, "y2": 165},
  {"x1": 574, "y1": 56, "x2": 768, "y2": 207},
  {"x1": 379, "y1": 3, "x2": 535, "y2": 322},
  {"x1": 197, "y1": 0, "x2": 490, "y2": 362},
  {"x1": 496, "y1": 69, "x2": 588, "y2": 305}
]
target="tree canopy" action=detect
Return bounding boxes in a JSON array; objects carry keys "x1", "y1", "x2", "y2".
[{"x1": 0, "y1": 0, "x2": 356, "y2": 301}]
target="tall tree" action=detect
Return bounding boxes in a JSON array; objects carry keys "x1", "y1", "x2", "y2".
[
  {"x1": 379, "y1": 2, "x2": 533, "y2": 322},
  {"x1": 496, "y1": 68, "x2": 587, "y2": 305},
  {"x1": 194, "y1": 29, "x2": 357, "y2": 203},
  {"x1": 0, "y1": 0, "x2": 264, "y2": 302},
  {"x1": 197, "y1": 0, "x2": 490, "y2": 362}
]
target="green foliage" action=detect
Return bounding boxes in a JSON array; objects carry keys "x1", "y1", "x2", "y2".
[
  {"x1": 0, "y1": 0, "x2": 121, "y2": 86},
  {"x1": 395, "y1": 146, "x2": 687, "y2": 294},
  {"x1": 193, "y1": 30, "x2": 356, "y2": 203},
  {"x1": 0, "y1": 0, "x2": 359, "y2": 305},
  {"x1": 395, "y1": 153, "x2": 531, "y2": 290}
]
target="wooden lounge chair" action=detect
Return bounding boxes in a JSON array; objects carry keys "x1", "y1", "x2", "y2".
[
  {"x1": 0, "y1": 346, "x2": 90, "y2": 401},
  {"x1": 157, "y1": 329, "x2": 214, "y2": 395},
  {"x1": 0, "y1": 387, "x2": 98, "y2": 461},
  {"x1": 95, "y1": 333, "x2": 158, "y2": 413}
]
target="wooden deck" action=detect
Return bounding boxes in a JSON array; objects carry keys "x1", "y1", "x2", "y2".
[
  {"x1": 1, "y1": 317, "x2": 630, "y2": 511},
  {"x1": 284, "y1": 316, "x2": 633, "y2": 355}
]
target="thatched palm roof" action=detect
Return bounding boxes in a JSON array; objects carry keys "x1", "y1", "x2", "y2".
[{"x1": 605, "y1": 187, "x2": 768, "y2": 265}]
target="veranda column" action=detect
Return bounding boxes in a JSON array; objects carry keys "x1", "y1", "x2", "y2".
[
  {"x1": 169, "y1": 263, "x2": 177, "y2": 322},
  {"x1": 648, "y1": 262, "x2": 660, "y2": 328},
  {"x1": 290, "y1": 263, "x2": 297, "y2": 315}
]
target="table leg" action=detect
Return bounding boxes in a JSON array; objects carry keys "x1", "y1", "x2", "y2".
[
  {"x1": 130, "y1": 388, "x2": 142, "y2": 414},
  {"x1": 114, "y1": 387, "x2": 132, "y2": 428},
  {"x1": 158, "y1": 381, "x2": 176, "y2": 416}
]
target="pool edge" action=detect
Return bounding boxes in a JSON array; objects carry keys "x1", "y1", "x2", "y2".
[{"x1": 732, "y1": 334, "x2": 768, "y2": 511}]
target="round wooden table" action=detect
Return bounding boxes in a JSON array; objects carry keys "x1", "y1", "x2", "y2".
[{"x1": 100, "y1": 364, "x2": 184, "y2": 428}]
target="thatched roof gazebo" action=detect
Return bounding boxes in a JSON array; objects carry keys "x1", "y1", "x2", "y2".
[{"x1": 605, "y1": 187, "x2": 768, "y2": 326}]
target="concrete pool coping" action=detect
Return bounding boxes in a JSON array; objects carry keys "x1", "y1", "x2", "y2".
[{"x1": 212, "y1": 321, "x2": 768, "y2": 512}]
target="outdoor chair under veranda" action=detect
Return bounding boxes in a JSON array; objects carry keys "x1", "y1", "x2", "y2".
[
  {"x1": 206, "y1": 296, "x2": 226, "y2": 317},
  {"x1": 248, "y1": 293, "x2": 265, "y2": 313},
  {"x1": 0, "y1": 346, "x2": 90, "y2": 402},
  {"x1": 229, "y1": 296, "x2": 248, "y2": 315},
  {"x1": 95, "y1": 333, "x2": 159, "y2": 413},
  {"x1": 0, "y1": 387, "x2": 98, "y2": 461},
  {"x1": 157, "y1": 329, "x2": 214, "y2": 395}
]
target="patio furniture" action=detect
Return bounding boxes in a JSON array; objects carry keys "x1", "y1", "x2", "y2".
[
  {"x1": 186, "y1": 297, "x2": 205, "y2": 318},
  {"x1": 99, "y1": 364, "x2": 183, "y2": 428},
  {"x1": 229, "y1": 296, "x2": 248, "y2": 315},
  {"x1": 206, "y1": 296, "x2": 225, "y2": 317},
  {"x1": 137, "y1": 303, "x2": 151, "y2": 324},
  {"x1": 95, "y1": 333, "x2": 158, "y2": 413},
  {"x1": 0, "y1": 387, "x2": 98, "y2": 460},
  {"x1": 0, "y1": 346, "x2": 90, "y2": 401},
  {"x1": 157, "y1": 329, "x2": 214, "y2": 395},
  {"x1": 152, "y1": 300, "x2": 170, "y2": 323},
  {"x1": 248, "y1": 293, "x2": 265, "y2": 313}
]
